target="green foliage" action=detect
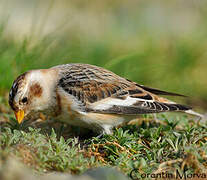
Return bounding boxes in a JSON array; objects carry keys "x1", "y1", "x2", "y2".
[
  {"x1": 0, "y1": 15, "x2": 207, "y2": 106},
  {"x1": 0, "y1": 127, "x2": 100, "y2": 174},
  {"x1": 1, "y1": 113, "x2": 207, "y2": 178}
]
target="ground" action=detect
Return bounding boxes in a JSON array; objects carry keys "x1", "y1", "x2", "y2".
[{"x1": 0, "y1": 94, "x2": 207, "y2": 179}]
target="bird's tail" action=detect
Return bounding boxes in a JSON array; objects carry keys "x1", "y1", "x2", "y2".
[{"x1": 185, "y1": 109, "x2": 205, "y2": 120}]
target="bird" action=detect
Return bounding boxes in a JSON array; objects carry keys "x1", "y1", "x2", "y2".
[{"x1": 8, "y1": 63, "x2": 203, "y2": 135}]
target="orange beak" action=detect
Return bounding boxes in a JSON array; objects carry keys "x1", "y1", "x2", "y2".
[{"x1": 14, "y1": 110, "x2": 25, "y2": 124}]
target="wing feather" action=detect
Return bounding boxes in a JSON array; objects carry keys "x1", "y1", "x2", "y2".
[
  {"x1": 88, "y1": 96, "x2": 191, "y2": 115},
  {"x1": 136, "y1": 84, "x2": 187, "y2": 97},
  {"x1": 56, "y1": 63, "x2": 191, "y2": 115}
]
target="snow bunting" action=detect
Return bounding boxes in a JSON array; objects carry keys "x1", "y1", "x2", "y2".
[{"x1": 9, "y1": 63, "x2": 202, "y2": 134}]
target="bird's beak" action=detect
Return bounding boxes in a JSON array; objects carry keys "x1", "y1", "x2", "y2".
[{"x1": 14, "y1": 110, "x2": 25, "y2": 124}]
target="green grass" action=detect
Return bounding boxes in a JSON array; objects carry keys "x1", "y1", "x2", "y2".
[
  {"x1": 1, "y1": 110, "x2": 207, "y2": 179},
  {"x1": 1, "y1": 23, "x2": 207, "y2": 108}
]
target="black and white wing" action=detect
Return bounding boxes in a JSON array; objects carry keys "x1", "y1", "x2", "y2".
[{"x1": 56, "y1": 63, "x2": 192, "y2": 115}]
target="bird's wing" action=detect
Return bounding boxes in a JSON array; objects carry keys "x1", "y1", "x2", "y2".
[
  {"x1": 56, "y1": 63, "x2": 191, "y2": 115},
  {"x1": 87, "y1": 86, "x2": 191, "y2": 115}
]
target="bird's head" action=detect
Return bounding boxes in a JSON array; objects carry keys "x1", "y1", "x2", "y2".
[{"x1": 9, "y1": 69, "x2": 58, "y2": 123}]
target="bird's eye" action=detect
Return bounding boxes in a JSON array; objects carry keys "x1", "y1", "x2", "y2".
[{"x1": 21, "y1": 97, "x2": 28, "y2": 104}]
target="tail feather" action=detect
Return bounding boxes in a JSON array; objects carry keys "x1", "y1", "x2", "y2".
[{"x1": 185, "y1": 109, "x2": 204, "y2": 118}]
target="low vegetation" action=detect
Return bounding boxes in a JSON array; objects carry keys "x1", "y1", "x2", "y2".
[{"x1": 1, "y1": 99, "x2": 207, "y2": 179}]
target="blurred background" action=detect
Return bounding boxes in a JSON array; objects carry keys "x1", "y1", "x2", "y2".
[{"x1": 0, "y1": 0, "x2": 207, "y2": 111}]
